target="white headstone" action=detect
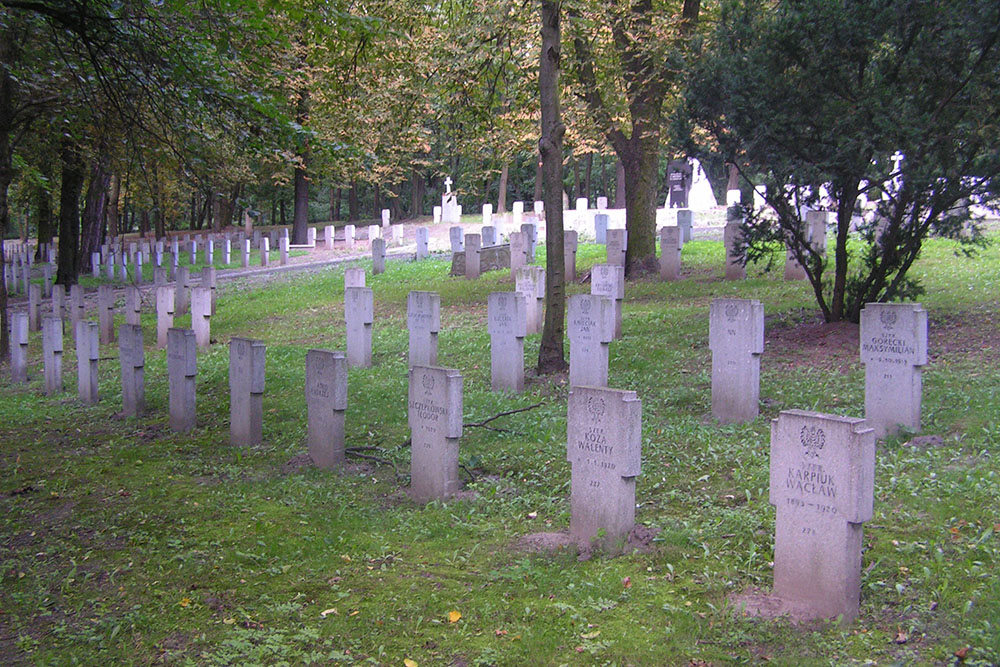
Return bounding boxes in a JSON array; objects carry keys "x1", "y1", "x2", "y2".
[
  {"x1": 515, "y1": 266, "x2": 545, "y2": 335},
  {"x1": 345, "y1": 286, "x2": 374, "y2": 368},
  {"x1": 191, "y1": 287, "x2": 212, "y2": 348},
  {"x1": 407, "y1": 291, "x2": 440, "y2": 369},
  {"x1": 860, "y1": 303, "x2": 927, "y2": 439},
  {"x1": 229, "y1": 337, "x2": 266, "y2": 446},
  {"x1": 606, "y1": 229, "x2": 627, "y2": 266},
  {"x1": 119, "y1": 323, "x2": 145, "y2": 417},
  {"x1": 590, "y1": 264, "x2": 624, "y2": 339},
  {"x1": 306, "y1": 349, "x2": 348, "y2": 469},
  {"x1": 567, "y1": 294, "x2": 615, "y2": 388},
  {"x1": 709, "y1": 298, "x2": 764, "y2": 424},
  {"x1": 408, "y1": 365, "x2": 463, "y2": 503},
  {"x1": 659, "y1": 227, "x2": 682, "y2": 281},
  {"x1": 487, "y1": 292, "x2": 527, "y2": 392}
]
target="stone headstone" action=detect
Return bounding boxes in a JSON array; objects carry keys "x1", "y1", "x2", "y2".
[
  {"x1": 606, "y1": 229, "x2": 627, "y2": 266},
  {"x1": 659, "y1": 227, "x2": 682, "y2": 281},
  {"x1": 709, "y1": 298, "x2": 764, "y2": 424},
  {"x1": 69, "y1": 285, "x2": 85, "y2": 337},
  {"x1": 42, "y1": 316, "x2": 63, "y2": 395},
  {"x1": 724, "y1": 213, "x2": 746, "y2": 280},
  {"x1": 481, "y1": 225, "x2": 497, "y2": 247},
  {"x1": 520, "y1": 223, "x2": 537, "y2": 262},
  {"x1": 189, "y1": 240, "x2": 198, "y2": 266},
  {"x1": 345, "y1": 286, "x2": 374, "y2": 368},
  {"x1": 306, "y1": 349, "x2": 348, "y2": 468},
  {"x1": 449, "y1": 226, "x2": 464, "y2": 253},
  {"x1": 590, "y1": 264, "x2": 624, "y2": 339},
  {"x1": 229, "y1": 337, "x2": 266, "y2": 446},
  {"x1": 768, "y1": 410, "x2": 875, "y2": 623},
  {"x1": 344, "y1": 224, "x2": 356, "y2": 248},
  {"x1": 432, "y1": 206, "x2": 442, "y2": 225},
  {"x1": 154, "y1": 267, "x2": 167, "y2": 286},
  {"x1": 482, "y1": 203, "x2": 493, "y2": 227},
  {"x1": 308, "y1": 226, "x2": 317, "y2": 246},
  {"x1": 75, "y1": 320, "x2": 99, "y2": 404},
  {"x1": 98, "y1": 285, "x2": 115, "y2": 345},
  {"x1": 191, "y1": 287, "x2": 212, "y2": 348},
  {"x1": 223, "y1": 238, "x2": 231, "y2": 265},
  {"x1": 464, "y1": 234, "x2": 481, "y2": 280},
  {"x1": 415, "y1": 227, "x2": 429, "y2": 259},
  {"x1": 43, "y1": 265, "x2": 53, "y2": 297},
  {"x1": 324, "y1": 225, "x2": 335, "y2": 248},
  {"x1": 534, "y1": 200, "x2": 544, "y2": 216},
  {"x1": 175, "y1": 266, "x2": 191, "y2": 315},
  {"x1": 564, "y1": 230, "x2": 579, "y2": 282},
  {"x1": 204, "y1": 240, "x2": 213, "y2": 266},
  {"x1": 567, "y1": 385, "x2": 642, "y2": 550},
  {"x1": 597, "y1": 196, "x2": 608, "y2": 210},
  {"x1": 408, "y1": 365, "x2": 463, "y2": 503},
  {"x1": 28, "y1": 284, "x2": 41, "y2": 332},
  {"x1": 575, "y1": 197, "x2": 588, "y2": 212},
  {"x1": 119, "y1": 323, "x2": 145, "y2": 416},
  {"x1": 201, "y1": 267, "x2": 217, "y2": 315},
  {"x1": 594, "y1": 214, "x2": 609, "y2": 244},
  {"x1": 515, "y1": 266, "x2": 545, "y2": 334},
  {"x1": 509, "y1": 232, "x2": 528, "y2": 275},
  {"x1": 260, "y1": 237, "x2": 270, "y2": 266},
  {"x1": 156, "y1": 286, "x2": 175, "y2": 349},
  {"x1": 381, "y1": 209, "x2": 391, "y2": 226},
  {"x1": 51, "y1": 284, "x2": 65, "y2": 320},
  {"x1": 806, "y1": 210, "x2": 828, "y2": 254},
  {"x1": 242, "y1": 239, "x2": 251, "y2": 268},
  {"x1": 167, "y1": 328, "x2": 197, "y2": 432},
  {"x1": 280, "y1": 236, "x2": 289, "y2": 265},
  {"x1": 125, "y1": 286, "x2": 142, "y2": 326},
  {"x1": 367, "y1": 224, "x2": 379, "y2": 242},
  {"x1": 567, "y1": 294, "x2": 615, "y2": 388},
  {"x1": 407, "y1": 291, "x2": 440, "y2": 368},
  {"x1": 344, "y1": 267, "x2": 366, "y2": 290},
  {"x1": 512, "y1": 201, "x2": 524, "y2": 230},
  {"x1": 10, "y1": 311, "x2": 28, "y2": 383},
  {"x1": 371, "y1": 238, "x2": 386, "y2": 275},
  {"x1": 488, "y1": 292, "x2": 527, "y2": 392},
  {"x1": 860, "y1": 303, "x2": 927, "y2": 439},
  {"x1": 91, "y1": 252, "x2": 102, "y2": 278}
]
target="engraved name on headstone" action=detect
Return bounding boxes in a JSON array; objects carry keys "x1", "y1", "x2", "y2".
[
  {"x1": 487, "y1": 292, "x2": 527, "y2": 392},
  {"x1": 590, "y1": 264, "x2": 624, "y2": 339},
  {"x1": 408, "y1": 365, "x2": 463, "y2": 503},
  {"x1": 567, "y1": 294, "x2": 615, "y2": 388},
  {"x1": 860, "y1": 302, "x2": 927, "y2": 439}
]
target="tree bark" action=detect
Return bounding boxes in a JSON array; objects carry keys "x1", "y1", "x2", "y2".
[
  {"x1": 107, "y1": 173, "x2": 120, "y2": 241},
  {"x1": 497, "y1": 162, "x2": 509, "y2": 212},
  {"x1": 329, "y1": 185, "x2": 336, "y2": 222},
  {"x1": 334, "y1": 187, "x2": 342, "y2": 221},
  {"x1": 56, "y1": 135, "x2": 84, "y2": 285},
  {"x1": 534, "y1": 153, "x2": 543, "y2": 203},
  {"x1": 80, "y1": 159, "x2": 110, "y2": 272},
  {"x1": 0, "y1": 126, "x2": 11, "y2": 363},
  {"x1": 537, "y1": 0, "x2": 568, "y2": 374},
  {"x1": 348, "y1": 181, "x2": 359, "y2": 221},
  {"x1": 292, "y1": 86, "x2": 310, "y2": 244},
  {"x1": 408, "y1": 169, "x2": 423, "y2": 219},
  {"x1": 583, "y1": 153, "x2": 593, "y2": 203},
  {"x1": 615, "y1": 159, "x2": 625, "y2": 207},
  {"x1": 373, "y1": 183, "x2": 381, "y2": 220}
]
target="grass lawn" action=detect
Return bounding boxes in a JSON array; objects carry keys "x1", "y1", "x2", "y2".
[{"x1": 1, "y1": 230, "x2": 998, "y2": 666}]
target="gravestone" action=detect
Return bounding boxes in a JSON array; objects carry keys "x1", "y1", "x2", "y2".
[
  {"x1": 242, "y1": 239, "x2": 251, "y2": 268},
  {"x1": 125, "y1": 286, "x2": 142, "y2": 326},
  {"x1": 381, "y1": 209, "x2": 391, "y2": 226},
  {"x1": 306, "y1": 349, "x2": 348, "y2": 468},
  {"x1": 167, "y1": 328, "x2": 197, "y2": 432},
  {"x1": 807, "y1": 210, "x2": 828, "y2": 254},
  {"x1": 372, "y1": 238, "x2": 386, "y2": 275},
  {"x1": 567, "y1": 386, "x2": 642, "y2": 550},
  {"x1": 344, "y1": 286, "x2": 374, "y2": 368},
  {"x1": 482, "y1": 203, "x2": 493, "y2": 227},
  {"x1": 260, "y1": 237, "x2": 270, "y2": 266},
  {"x1": 175, "y1": 266, "x2": 190, "y2": 315},
  {"x1": 432, "y1": 206, "x2": 441, "y2": 224},
  {"x1": 189, "y1": 240, "x2": 198, "y2": 266},
  {"x1": 229, "y1": 337, "x2": 266, "y2": 446},
  {"x1": 119, "y1": 323, "x2": 145, "y2": 417},
  {"x1": 575, "y1": 197, "x2": 588, "y2": 212},
  {"x1": 464, "y1": 233, "x2": 481, "y2": 280},
  {"x1": 344, "y1": 224, "x2": 356, "y2": 248},
  {"x1": 10, "y1": 312, "x2": 28, "y2": 383},
  {"x1": 28, "y1": 284, "x2": 41, "y2": 332},
  {"x1": 769, "y1": 410, "x2": 875, "y2": 623},
  {"x1": 156, "y1": 286, "x2": 175, "y2": 349},
  {"x1": 606, "y1": 229, "x2": 627, "y2": 266},
  {"x1": 520, "y1": 223, "x2": 537, "y2": 262},
  {"x1": 75, "y1": 320, "x2": 99, "y2": 404},
  {"x1": 415, "y1": 227, "x2": 429, "y2": 259},
  {"x1": 223, "y1": 238, "x2": 231, "y2": 265},
  {"x1": 367, "y1": 224, "x2": 379, "y2": 242},
  {"x1": 590, "y1": 264, "x2": 624, "y2": 339},
  {"x1": 43, "y1": 265, "x2": 53, "y2": 297},
  {"x1": 280, "y1": 236, "x2": 289, "y2": 265},
  {"x1": 69, "y1": 285, "x2": 86, "y2": 337},
  {"x1": 509, "y1": 232, "x2": 528, "y2": 274},
  {"x1": 105, "y1": 253, "x2": 115, "y2": 280},
  {"x1": 783, "y1": 235, "x2": 807, "y2": 281},
  {"x1": 191, "y1": 287, "x2": 213, "y2": 348},
  {"x1": 408, "y1": 365, "x2": 463, "y2": 503},
  {"x1": 724, "y1": 209, "x2": 746, "y2": 280},
  {"x1": 42, "y1": 316, "x2": 63, "y2": 395},
  {"x1": 567, "y1": 294, "x2": 615, "y2": 388},
  {"x1": 564, "y1": 230, "x2": 578, "y2": 282},
  {"x1": 860, "y1": 302, "x2": 927, "y2": 439},
  {"x1": 488, "y1": 292, "x2": 527, "y2": 392},
  {"x1": 449, "y1": 226, "x2": 464, "y2": 253},
  {"x1": 594, "y1": 214, "x2": 609, "y2": 244},
  {"x1": 154, "y1": 267, "x2": 167, "y2": 286},
  {"x1": 51, "y1": 284, "x2": 65, "y2": 319},
  {"x1": 92, "y1": 252, "x2": 102, "y2": 278},
  {"x1": 512, "y1": 201, "x2": 524, "y2": 229},
  {"x1": 597, "y1": 196, "x2": 608, "y2": 210},
  {"x1": 481, "y1": 225, "x2": 497, "y2": 247},
  {"x1": 407, "y1": 291, "x2": 440, "y2": 368},
  {"x1": 201, "y1": 267, "x2": 217, "y2": 315},
  {"x1": 324, "y1": 225, "x2": 335, "y2": 248},
  {"x1": 308, "y1": 227, "x2": 318, "y2": 246},
  {"x1": 667, "y1": 159, "x2": 693, "y2": 208},
  {"x1": 344, "y1": 267, "x2": 365, "y2": 290},
  {"x1": 98, "y1": 285, "x2": 115, "y2": 344},
  {"x1": 709, "y1": 298, "x2": 764, "y2": 424},
  {"x1": 659, "y1": 226, "x2": 682, "y2": 281},
  {"x1": 515, "y1": 266, "x2": 545, "y2": 334}
]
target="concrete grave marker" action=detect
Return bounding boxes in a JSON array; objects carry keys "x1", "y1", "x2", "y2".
[
  {"x1": 306, "y1": 349, "x2": 348, "y2": 468},
  {"x1": 597, "y1": 196, "x2": 608, "y2": 210},
  {"x1": 415, "y1": 227, "x2": 429, "y2": 259},
  {"x1": 372, "y1": 238, "x2": 386, "y2": 275},
  {"x1": 280, "y1": 236, "x2": 289, "y2": 265},
  {"x1": 464, "y1": 233, "x2": 481, "y2": 279},
  {"x1": 564, "y1": 230, "x2": 578, "y2": 281},
  {"x1": 201, "y1": 267, "x2": 217, "y2": 315},
  {"x1": 367, "y1": 224, "x2": 379, "y2": 242},
  {"x1": 709, "y1": 298, "x2": 764, "y2": 424},
  {"x1": 242, "y1": 239, "x2": 251, "y2": 268},
  {"x1": 807, "y1": 210, "x2": 828, "y2": 254},
  {"x1": 42, "y1": 316, "x2": 63, "y2": 395},
  {"x1": 191, "y1": 287, "x2": 213, "y2": 348},
  {"x1": 724, "y1": 209, "x2": 746, "y2": 280},
  {"x1": 449, "y1": 226, "x2": 464, "y2": 253},
  {"x1": 590, "y1": 264, "x2": 624, "y2": 339},
  {"x1": 167, "y1": 328, "x2": 197, "y2": 432},
  {"x1": 75, "y1": 320, "x2": 99, "y2": 404},
  {"x1": 482, "y1": 203, "x2": 493, "y2": 227},
  {"x1": 606, "y1": 229, "x2": 627, "y2": 266},
  {"x1": 69, "y1": 285, "x2": 86, "y2": 337},
  {"x1": 98, "y1": 285, "x2": 115, "y2": 344},
  {"x1": 381, "y1": 209, "x2": 391, "y2": 226},
  {"x1": 10, "y1": 312, "x2": 28, "y2": 382},
  {"x1": 481, "y1": 225, "x2": 497, "y2": 247},
  {"x1": 119, "y1": 323, "x2": 145, "y2": 416},
  {"x1": 487, "y1": 292, "x2": 527, "y2": 392},
  {"x1": 860, "y1": 303, "x2": 927, "y2": 439},
  {"x1": 175, "y1": 266, "x2": 190, "y2": 315},
  {"x1": 229, "y1": 337, "x2": 266, "y2": 446},
  {"x1": 594, "y1": 214, "x2": 609, "y2": 244},
  {"x1": 567, "y1": 386, "x2": 642, "y2": 550},
  {"x1": 344, "y1": 267, "x2": 366, "y2": 290},
  {"x1": 768, "y1": 410, "x2": 875, "y2": 623},
  {"x1": 260, "y1": 237, "x2": 270, "y2": 266},
  {"x1": 156, "y1": 286, "x2": 175, "y2": 349},
  {"x1": 324, "y1": 225, "x2": 335, "y2": 248},
  {"x1": 515, "y1": 266, "x2": 545, "y2": 334},
  {"x1": 28, "y1": 284, "x2": 41, "y2": 332},
  {"x1": 223, "y1": 238, "x2": 231, "y2": 265},
  {"x1": 407, "y1": 291, "x2": 440, "y2": 368},
  {"x1": 344, "y1": 286, "x2": 373, "y2": 368},
  {"x1": 344, "y1": 224, "x2": 355, "y2": 248},
  {"x1": 509, "y1": 232, "x2": 528, "y2": 274},
  {"x1": 51, "y1": 284, "x2": 65, "y2": 320},
  {"x1": 659, "y1": 226, "x2": 682, "y2": 280},
  {"x1": 408, "y1": 365, "x2": 463, "y2": 502},
  {"x1": 567, "y1": 294, "x2": 615, "y2": 388},
  {"x1": 125, "y1": 286, "x2": 142, "y2": 326},
  {"x1": 520, "y1": 223, "x2": 537, "y2": 262}
]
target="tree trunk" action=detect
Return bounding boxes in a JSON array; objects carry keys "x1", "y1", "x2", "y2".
[
  {"x1": 600, "y1": 153, "x2": 607, "y2": 201},
  {"x1": 373, "y1": 183, "x2": 381, "y2": 220},
  {"x1": 107, "y1": 173, "x2": 120, "y2": 241},
  {"x1": 271, "y1": 192, "x2": 277, "y2": 226},
  {"x1": 334, "y1": 187, "x2": 342, "y2": 220},
  {"x1": 408, "y1": 169, "x2": 423, "y2": 219},
  {"x1": 280, "y1": 197, "x2": 287, "y2": 226},
  {"x1": 615, "y1": 159, "x2": 625, "y2": 208},
  {"x1": 497, "y1": 162, "x2": 509, "y2": 212},
  {"x1": 572, "y1": 158, "x2": 581, "y2": 200},
  {"x1": 0, "y1": 128, "x2": 11, "y2": 363},
  {"x1": 620, "y1": 137, "x2": 660, "y2": 275},
  {"x1": 534, "y1": 153, "x2": 543, "y2": 203},
  {"x1": 56, "y1": 136, "x2": 84, "y2": 285},
  {"x1": 537, "y1": 0, "x2": 568, "y2": 374},
  {"x1": 141, "y1": 210, "x2": 150, "y2": 239},
  {"x1": 329, "y1": 185, "x2": 336, "y2": 222},
  {"x1": 348, "y1": 181, "x2": 359, "y2": 221},
  {"x1": 292, "y1": 85, "x2": 310, "y2": 244},
  {"x1": 583, "y1": 153, "x2": 593, "y2": 203},
  {"x1": 80, "y1": 159, "x2": 110, "y2": 272}
]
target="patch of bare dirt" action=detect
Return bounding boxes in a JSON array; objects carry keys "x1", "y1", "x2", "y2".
[
  {"x1": 515, "y1": 525, "x2": 661, "y2": 561},
  {"x1": 728, "y1": 587, "x2": 841, "y2": 626},
  {"x1": 766, "y1": 314, "x2": 859, "y2": 372},
  {"x1": 929, "y1": 310, "x2": 1000, "y2": 363}
]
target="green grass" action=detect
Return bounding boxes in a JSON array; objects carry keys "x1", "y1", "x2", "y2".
[{"x1": 2, "y1": 232, "x2": 999, "y2": 666}]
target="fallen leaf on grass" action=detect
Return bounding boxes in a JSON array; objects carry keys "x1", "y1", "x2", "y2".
[
  {"x1": 320, "y1": 608, "x2": 338, "y2": 618},
  {"x1": 894, "y1": 629, "x2": 908, "y2": 644},
  {"x1": 349, "y1": 610, "x2": 360, "y2": 617},
  {"x1": 448, "y1": 610, "x2": 461, "y2": 623},
  {"x1": 623, "y1": 576, "x2": 632, "y2": 589},
  {"x1": 178, "y1": 597, "x2": 191, "y2": 608},
  {"x1": 954, "y1": 646, "x2": 970, "y2": 660},
  {"x1": 404, "y1": 659, "x2": 418, "y2": 667},
  {"x1": 494, "y1": 629, "x2": 508, "y2": 637},
  {"x1": 581, "y1": 630, "x2": 600, "y2": 639}
]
